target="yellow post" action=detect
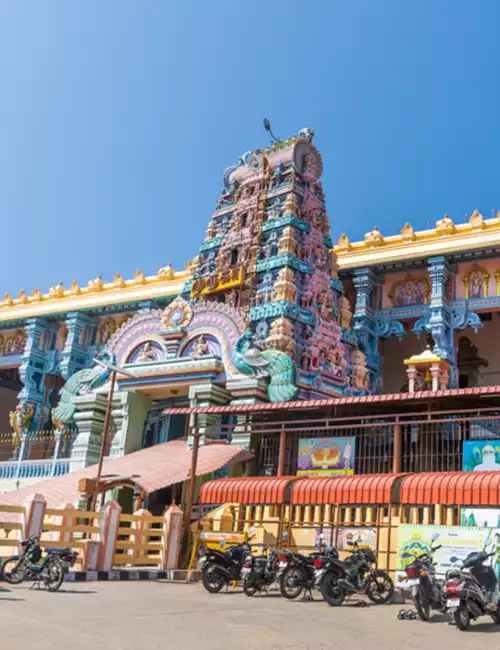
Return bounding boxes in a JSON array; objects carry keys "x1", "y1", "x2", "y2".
[{"x1": 313, "y1": 506, "x2": 322, "y2": 525}]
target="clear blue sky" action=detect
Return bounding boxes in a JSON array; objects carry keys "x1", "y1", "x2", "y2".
[{"x1": 1, "y1": 1, "x2": 500, "y2": 297}]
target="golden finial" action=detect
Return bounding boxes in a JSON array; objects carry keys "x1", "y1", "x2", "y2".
[
  {"x1": 265, "y1": 146, "x2": 271, "y2": 155},
  {"x1": 278, "y1": 140, "x2": 284, "y2": 150},
  {"x1": 364, "y1": 226, "x2": 384, "y2": 247},
  {"x1": 88, "y1": 274, "x2": 104, "y2": 292},
  {"x1": 469, "y1": 209, "x2": 484, "y2": 230},
  {"x1": 134, "y1": 269, "x2": 146, "y2": 284},
  {"x1": 336, "y1": 233, "x2": 351, "y2": 251},
  {"x1": 285, "y1": 137, "x2": 290, "y2": 147},
  {"x1": 436, "y1": 213, "x2": 456, "y2": 235},
  {"x1": 49, "y1": 282, "x2": 65, "y2": 298},
  {"x1": 32, "y1": 288, "x2": 43, "y2": 302},
  {"x1": 113, "y1": 272, "x2": 125, "y2": 288},
  {"x1": 17, "y1": 290, "x2": 28, "y2": 304},
  {"x1": 271, "y1": 143, "x2": 277, "y2": 152},
  {"x1": 69, "y1": 280, "x2": 81, "y2": 295},
  {"x1": 3, "y1": 292, "x2": 13, "y2": 306},
  {"x1": 283, "y1": 192, "x2": 297, "y2": 217},
  {"x1": 158, "y1": 262, "x2": 175, "y2": 280},
  {"x1": 401, "y1": 222, "x2": 415, "y2": 242}
]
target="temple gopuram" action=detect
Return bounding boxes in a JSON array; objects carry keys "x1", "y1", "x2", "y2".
[{"x1": 2, "y1": 127, "x2": 500, "y2": 502}]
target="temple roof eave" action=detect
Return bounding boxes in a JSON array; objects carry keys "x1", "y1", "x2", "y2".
[{"x1": 0, "y1": 271, "x2": 190, "y2": 323}]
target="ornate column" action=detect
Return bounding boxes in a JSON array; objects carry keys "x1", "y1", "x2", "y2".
[
  {"x1": 352, "y1": 268, "x2": 379, "y2": 387},
  {"x1": 110, "y1": 390, "x2": 153, "y2": 458},
  {"x1": 18, "y1": 317, "x2": 56, "y2": 429},
  {"x1": 70, "y1": 392, "x2": 108, "y2": 471},
  {"x1": 226, "y1": 376, "x2": 269, "y2": 450},
  {"x1": 188, "y1": 383, "x2": 232, "y2": 447},
  {"x1": 60, "y1": 312, "x2": 98, "y2": 379},
  {"x1": 427, "y1": 256, "x2": 456, "y2": 384}
]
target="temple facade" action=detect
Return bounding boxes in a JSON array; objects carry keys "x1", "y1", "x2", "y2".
[{"x1": 1, "y1": 127, "x2": 500, "y2": 491}]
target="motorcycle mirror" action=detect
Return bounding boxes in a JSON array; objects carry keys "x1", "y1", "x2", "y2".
[
  {"x1": 449, "y1": 556, "x2": 458, "y2": 563},
  {"x1": 402, "y1": 552, "x2": 411, "y2": 559},
  {"x1": 249, "y1": 525, "x2": 255, "y2": 533},
  {"x1": 220, "y1": 541, "x2": 226, "y2": 548},
  {"x1": 431, "y1": 533, "x2": 440, "y2": 541},
  {"x1": 282, "y1": 531, "x2": 288, "y2": 538}
]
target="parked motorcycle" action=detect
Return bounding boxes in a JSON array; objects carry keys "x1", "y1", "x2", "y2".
[
  {"x1": 241, "y1": 547, "x2": 280, "y2": 596},
  {"x1": 445, "y1": 549, "x2": 500, "y2": 631},
  {"x1": 320, "y1": 541, "x2": 393, "y2": 606},
  {"x1": 0, "y1": 534, "x2": 76, "y2": 592},
  {"x1": 402, "y1": 533, "x2": 444, "y2": 621},
  {"x1": 199, "y1": 538, "x2": 253, "y2": 594},
  {"x1": 279, "y1": 547, "x2": 338, "y2": 600}
]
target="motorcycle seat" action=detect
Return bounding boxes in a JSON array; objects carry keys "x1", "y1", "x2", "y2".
[{"x1": 44, "y1": 547, "x2": 71, "y2": 555}]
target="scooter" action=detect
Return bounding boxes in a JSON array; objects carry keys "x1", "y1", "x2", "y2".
[
  {"x1": 401, "y1": 532, "x2": 445, "y2": 621},
  {"x1": 445, "y1": 549, "x2": 500, "y2": 630}
]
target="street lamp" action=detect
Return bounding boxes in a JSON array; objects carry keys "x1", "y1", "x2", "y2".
[{"x1": 89, "y1": 359, "x2": 135, "y2": 512}]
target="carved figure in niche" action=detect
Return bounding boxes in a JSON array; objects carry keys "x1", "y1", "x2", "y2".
[
  {"x1": 191, "y1": 336, "x2": 210, "y2": 359},
  {"x1": 390, "y1": 276, "x2": 429, "y2": 307},
  {"x1": 395, "y1": 286, "x2": 405, "y2": 307},
  {"x1": 471, "y1": 270, "x2": 482, "y2": 298},
  {"x1": 99, "y1": 318, "x2": 117, "y2": 345},
  {"x1": 137, "y1": 342, "x2": 157, "y2": 362}
]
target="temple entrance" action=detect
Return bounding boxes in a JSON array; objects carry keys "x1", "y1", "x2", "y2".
[{"x1": 142, "y1": 403, "x2": 187, "y2": 449}]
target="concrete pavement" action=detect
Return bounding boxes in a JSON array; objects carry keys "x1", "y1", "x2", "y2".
[{"x1": 1, "y1": 582, "x2": 500, "y2": 650}]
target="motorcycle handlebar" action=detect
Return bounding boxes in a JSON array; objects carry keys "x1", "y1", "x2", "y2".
[{"x1": 432, "y1": 545, "x2": 442, "y2": 552}]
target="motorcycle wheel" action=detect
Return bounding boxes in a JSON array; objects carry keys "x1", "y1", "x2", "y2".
[
  {"x1": 320, "y1": 572, "x2": 346, "y2": 607},
  {"x1": 366, "y1": 573, "x2": 394, "y2": 605},
  {"x1": 454, "y1": 605, "x2": 470, "y2": 631},
  {"x1": 202, "y1": 566, "x2": 226, "y2": 594},
  {"x1": 414, "y1": 586, "x2": 431, "y2": 621},
  {"x1": 43, "y1": 557, "x2": 65, "y2": 592},
  {"x1": 490, "y1": 607, "x2": 500, "y2": 624},
  {"x1": 0, "y1": 556, "x2": 27, "y2": 585},
  {"x1": 279, "y1": 566, "x2": 304, "y2": 600},
  {"x1": 243, "y1": 579, "x2": 258, "y2": 597}
]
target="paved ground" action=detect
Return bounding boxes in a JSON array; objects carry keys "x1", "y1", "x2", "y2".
[{"x1": 2, "y1": 582, "x2": 500, "y2": 650}]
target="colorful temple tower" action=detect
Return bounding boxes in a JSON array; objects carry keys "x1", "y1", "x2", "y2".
[{"x1": 189, "y1": 127, "x2": 366, "y2": 398}]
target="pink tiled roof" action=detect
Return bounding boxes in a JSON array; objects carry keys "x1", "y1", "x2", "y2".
[
  {"x1": 0, "y1": 440, "x2": 253, "y2": 513},
  {"x1": 163, "y1": 385, "x2": 500, "y2": 415}
]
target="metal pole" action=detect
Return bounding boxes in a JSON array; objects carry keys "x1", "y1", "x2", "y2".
[
  {"x1": 90, "y1": 369, "x2": 117, "y2": 512},
  {"x1": 277, "y1": 424, "x2": 287, "y2": 477},
  {"x1": 393, "y1": 422, "x2": 402, "y2": 474},
  {"x1": 183, "y1": 414, "x2": 200, "y2": 542}
]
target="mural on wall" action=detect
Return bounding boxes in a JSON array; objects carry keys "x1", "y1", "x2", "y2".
[
  {"x1": 296, "y1": 437, "x2": 355, "y2": 476},
  {"x1": 314, "y1": 526, "x2": 376, "y2": 550},
  {"x1": 388, "y1": 275, "x2": 430, "y2": 308},
  {"x1": 0, "y1": 330, "x2": 27, "y2": 356}
]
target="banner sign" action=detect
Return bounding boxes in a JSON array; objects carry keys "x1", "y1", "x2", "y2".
[{"x1": 297, "y1": 437, "x2": 355, "y2": 476}]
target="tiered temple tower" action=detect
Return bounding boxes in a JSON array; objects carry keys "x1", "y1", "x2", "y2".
[{"x1": 190, "y1": 128, "x2": 368, "y2": 397}]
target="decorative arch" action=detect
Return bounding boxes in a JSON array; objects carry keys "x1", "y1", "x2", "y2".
[
  {"x1": 123, "y1": 335, "x2": 166, "y2": 364},
  {"x1": 108, "y1": 309, "x2": 164, "y2": 365},
  {"x1": 464, "y1": 265, "x2": 490, "y2": 299},
  {"x1": 388, "y1": 274, "x2": 430, "y2": 308}
]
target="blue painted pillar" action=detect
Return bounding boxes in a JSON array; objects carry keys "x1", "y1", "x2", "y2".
[
  {"x1": 427, "y1": 256, "x2": 457, "y2": 385},
  {"x1": 60, "y1": 312, "x2": 98, "y2": 379},
  {"x1": 18, "y1": 317, "x2": 56, "y2": 430},
  {"x1": 352, "y1": 267, "x2": 380, "y2": 388}
]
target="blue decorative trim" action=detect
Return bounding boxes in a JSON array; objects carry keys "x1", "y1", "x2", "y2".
[
  {"x1": 413, "y1": 314, "x2": 431, "y2": 337},
  {"x1": 341, "y1": 328, "x2": 358, "y2": 346},
  {"x1": 452, "y1": 308, "x2": 482, "y2": 333},
  {"x1": 376, "y1": 320, "x2": 406, "y2": 341},
  {"x1": 249, "y1": 301, "x2": 315, "y2": 325},
  {"x1": 261, "y1": 216, "x2": 310, "y2": 233},
  {"x1": 256, "y1": 254, "x2": 311, "y2": 274},
  {"x1": 323, "y1": 235, "x2": 333, "y2": 248},
  {"x1": 331, "y1": 278, "x2": 345, "y2": 294},
  {"x1": 199, "y1": 236, "x2": 224, "y2": 252}
]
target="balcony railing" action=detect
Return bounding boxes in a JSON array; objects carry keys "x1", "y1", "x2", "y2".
[{"x1": 0, "y1": 458, "x2": 71, "y2": 480}]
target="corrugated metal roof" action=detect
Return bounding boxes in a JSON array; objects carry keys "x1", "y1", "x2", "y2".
[
  {"x1": 0, "y1": 440, "x2": 253, "y2": 513},
  {"x1": 400, "y1": 471, "x2": 500, "y2": 506},
  {"x1": 162, "y1": 386, "x2": 500, "y2": 415},
  {"x1": 200, "y1": 476, "x2": 300, "y2": 505},
  {"x1": 291, "y1": 474, "x2": 405, "y2": 505}
]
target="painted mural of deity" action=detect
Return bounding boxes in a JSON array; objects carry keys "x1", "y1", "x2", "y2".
[
  {"x1": 390, "y1": 276, "x2": 429, "y2": 308},
  {"x1": 127, "y1": 341, "x2": 163, "y2": 364}
]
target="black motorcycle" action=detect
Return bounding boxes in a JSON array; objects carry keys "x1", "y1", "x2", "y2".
[
  {"x1": 402, "y1": 534, "x2": 444, "y2": 621},
  {"x1": 0, "y1": 534, "x2": 77, "y2": 591},
  {"x1": 279, "y1": 547, "x2": 338, "y2": 600},
  {"x1": 445, "y1": 550, "x2": 500, "y2": 630},
  {"x1": 199, "y1": 539, "x2": 252, "y2": 594},
  {"x1": 241, "y1": 548, "x2": 280, "y2": 596},
  {"x1": 320, "y1": 542, "x2": 393, "y2": 606}
]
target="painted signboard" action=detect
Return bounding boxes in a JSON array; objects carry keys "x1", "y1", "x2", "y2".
[
  {"x1": 297, "y1": 437, "x2": 355, "y2": 476},
  {"x1": 313, "y1": 527, "x2": 376, "y2": 550},
  {"x1": 462, "y1": 439, "x2": 500, "y2": 472},
  {"x1": 396, "y1": 524, "x2": 500, "y2": 583}
]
